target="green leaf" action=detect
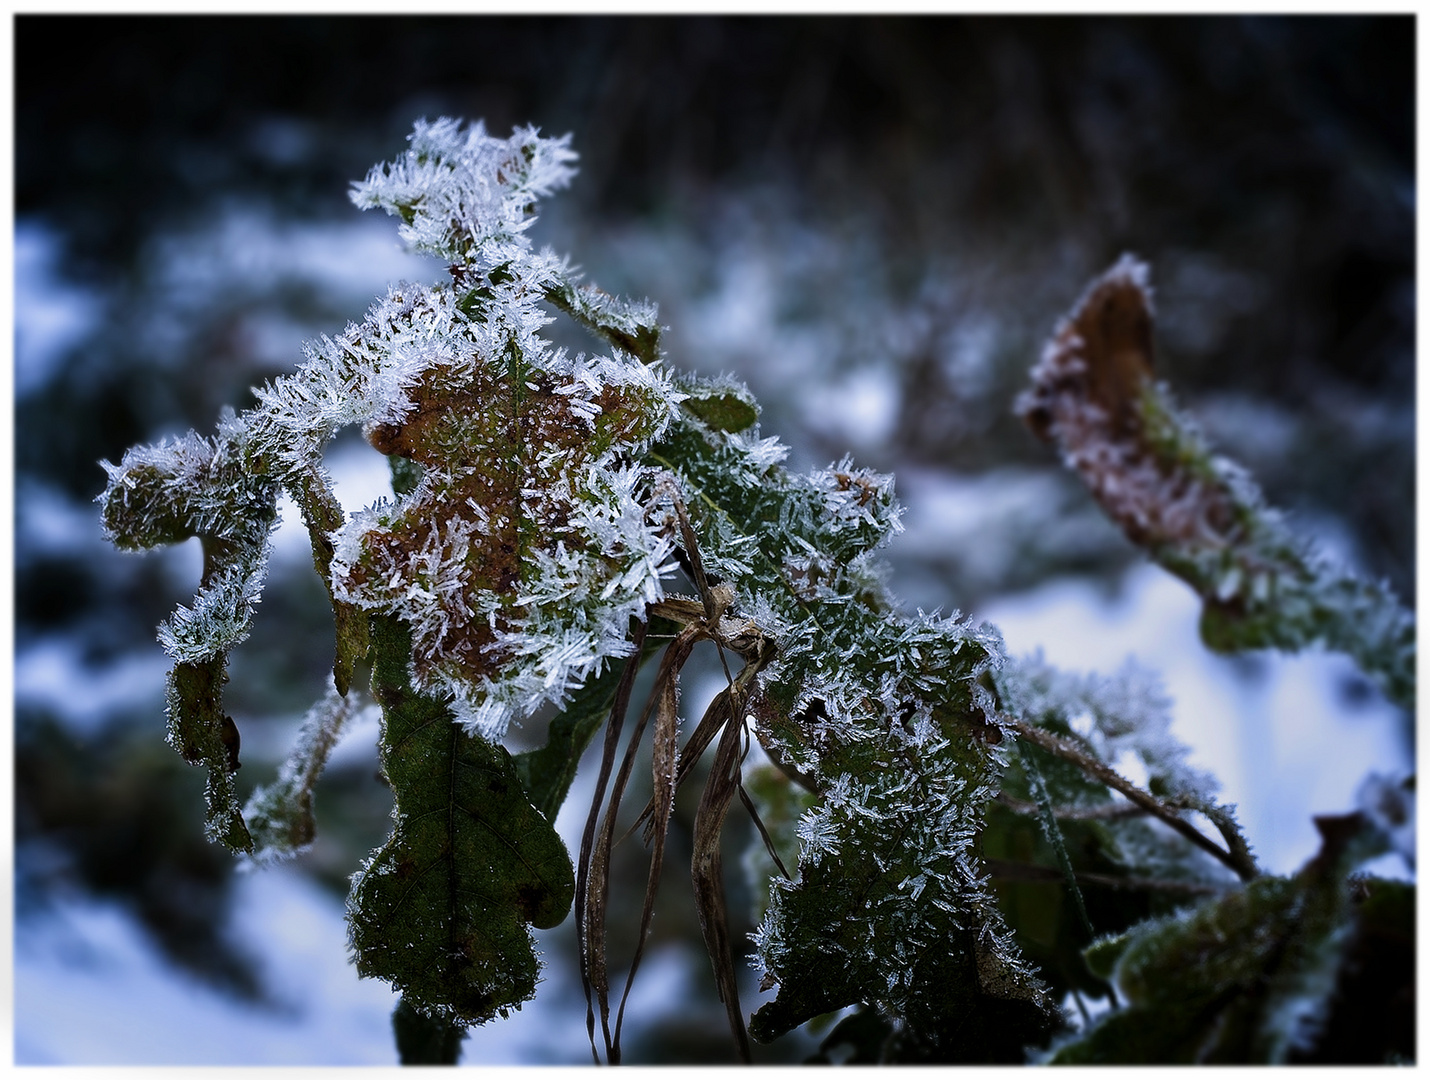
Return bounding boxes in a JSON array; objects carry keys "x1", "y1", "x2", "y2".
[
  {"x1": 511, "y1": 665, "x2": 622, "y2": 823},
  {"x1": 165, "y1": 656, "x2": 252, "y2": 854},
  {"x1": 681, "y1": 392, "x2": 759, "y2": 433},
  {"x1": 543, "y1": 278, "x2": 662, "y2": 365},
  {"x1": 348, "y1": 616, "x2": 576, "y2": 1025},
  {"x1": 1048, "y1": 812, "x2": 1395, "y2": 1064}
]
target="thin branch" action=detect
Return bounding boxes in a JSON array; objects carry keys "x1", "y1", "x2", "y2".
[
  {"x1": 984, "y1": 858, "x2": 1231, "y2": 897},
  {"x1": 996, "y1": 792, "x2": 1149, "y2": 822},
  {"x1": 1010, "y1": 716, "x2": 1258, "y2": 881},
  {"x1": 1019, "y1": 741, "x2": 1096, "y2": 941}
]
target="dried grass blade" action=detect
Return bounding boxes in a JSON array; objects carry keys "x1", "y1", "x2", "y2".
[
  {"x1": 576, "y1": 619, "x2": 646, "y2": 1064},
  {"x1": 589, "y1": 633, "x2": 694, "y2": 1064},
  {"x1": 626, "y1": 684, "x2": 732, "y2": 843},
  {"x1": 691, "y1": 711, "x2": 753, "y2": 1063},
  {"x1": 737, "y1": 781, "x2": 791, "y2": 881},
  {"x1": 669, "y1": 490, "x2": 714, "y2": 620},
  {"x1": 612, "y1": 640, "x2": 686, "y2": 1057}
]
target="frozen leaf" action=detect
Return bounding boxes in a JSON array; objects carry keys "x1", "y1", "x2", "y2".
[
  {"x1": 1048, "y1": 810, "x2": 1399, "y2": 1063},
  {"x1": 348, "y1": 615, "x2": 576, "y2": 1025},
  {"x1": 545, "y1": 277, "x2": 662, "y2": 365},
  {"x1": 350, "y1": 118, "x2": 577, "y2": 266},
  {"x1": 244, "y1": 684, "x2": 360, "y2": 862},
  {"x1": 1019, "y1": 256, "x2": 1414, "y2": 711}
]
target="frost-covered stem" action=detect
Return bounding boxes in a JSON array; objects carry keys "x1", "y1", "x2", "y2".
[
  {"x1": 287, "y1": 468, "x2": 369, "y2": 694},
  {"x1": 392, "y1": 996, "x2": 467, "y2": 1065},
  {"x1": 1018, "y1": 741, "x2": 1096, "y2": 941},
  {"x1": 984, "y1": 858, "x2": 1231, "y2": 897},
  {"x1": 1010, "y1": 717, "x2": 1257, "y2": 881},
  {"x1": 996, "y1": 793, "x2": 1148, "y2": 822}
]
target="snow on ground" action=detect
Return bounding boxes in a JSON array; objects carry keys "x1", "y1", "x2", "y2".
[
  {"x1": 16, "y1": 866, "x2": 399, "y2": 1066},
  {"x1": 15, "y1": 855, "x2": 703, "y2": 1066}
]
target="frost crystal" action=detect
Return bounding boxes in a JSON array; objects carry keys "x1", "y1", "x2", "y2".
[
  {"x1": 350, "y1": 118, "x2": 577, "y2": 266},
  {"x1": 997, "y1": 652, "x2": 1216, "y2": 804},
  {"x1": 101, "y1": 118, "x2": 694, "y2": 741}
]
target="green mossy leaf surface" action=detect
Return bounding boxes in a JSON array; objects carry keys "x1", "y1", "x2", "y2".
[
  {"x1": 348, "y1": 616, "x2": 576, "y2": 1025},
  {"x1": 1049, "y1": 814, "x2": 1399, "y2": 1064}
]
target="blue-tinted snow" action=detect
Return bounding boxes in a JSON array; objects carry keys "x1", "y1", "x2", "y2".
[
  {"x1": 14, "y1": 222, "x2": 101, "y2": 398},
  {"x1": 15, "y1": 637, "x2": 171, "y2": 735}
]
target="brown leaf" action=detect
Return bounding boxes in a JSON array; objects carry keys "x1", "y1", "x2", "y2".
[
  {"x1": 691, "y1": 709, "x2": 754, "y2": 1063},
  {"x1": 575, "y1": 622, "x2": 646, "y2": 1063},
  {"x1": 612, "y1": 638, "x2": 685, "y2": 1055},
  {"x1": 582, "y1": 630, "x2": 694, "y2": 1064}
]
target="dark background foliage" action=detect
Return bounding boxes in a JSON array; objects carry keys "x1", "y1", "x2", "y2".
[{"x1": 14, "y1": 13, "x2": 1413, "y2": 1064}]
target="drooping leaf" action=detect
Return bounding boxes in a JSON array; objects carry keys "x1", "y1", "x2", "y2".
[
  {"x1": 244, "y1": 684, "x2": 358, "y2": 862},
  {"x1": 347, "y1": 615, "x2": 575, "y2": 1025},
  {"x1": 99, "y1": 432, "x2": 280, "y2": 855},
  {"x1": 544, "y1": 277, "x2": 663, "y2": 365},
  {"x1": 1048, "y1": 811, "x2": 1397, "y2": 1064},
  {"x1": 691, "y1": 703, "x2": 753, "y2": 1063},
  {"x1": 165, "y1": 656, "x2": 251, "y2": 854},
  {"x1": 1018, "y1": 255, "x2": 1414, "y2": 711},
  {"x1": 574, "y1": 626, "x2": 647, "y2": 1064}
]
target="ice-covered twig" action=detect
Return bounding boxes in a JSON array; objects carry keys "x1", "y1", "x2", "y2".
[{"x1": 1010, "y1": 716, "x2": 1258, "y2": 881}]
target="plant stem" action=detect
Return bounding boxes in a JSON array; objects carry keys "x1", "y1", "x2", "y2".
[
  {"x1": 392, "y1": 997, "x2": 467, "y2": 1065},
  {"x1": 1010, "y1": 717, "x2": 1258, "y2": 881}
]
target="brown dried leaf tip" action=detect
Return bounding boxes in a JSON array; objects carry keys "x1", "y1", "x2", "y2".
[
  {"x1": 1017, "y1": 255, "x2": 1237, "y2": 551},
  {"x1": 1019, "y1": 253, "x2": 1155, "y2": 443}
]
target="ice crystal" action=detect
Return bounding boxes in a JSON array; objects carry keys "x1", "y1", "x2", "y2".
[{"x1": 350, "y1": 118, "x2": 577, "y2": 267}]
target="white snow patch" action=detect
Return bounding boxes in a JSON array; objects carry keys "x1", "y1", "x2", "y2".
[
  {"x1": 15, "y1": 867, "x2": 399, "y2": 1065},
  {"x1": 15, "y1": 638, "x2": 170, "y2": 734}
]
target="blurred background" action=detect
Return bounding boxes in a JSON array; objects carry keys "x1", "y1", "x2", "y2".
[{"x1": 13, "y1": 14, "x2": 1414, "y2": 1065}]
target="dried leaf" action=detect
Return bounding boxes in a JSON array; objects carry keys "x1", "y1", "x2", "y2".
[
  {"x1": 691, "y1": 706, "x2": 753, "y2": 1063},
  {"x1": 244, "y1": 684, "x2": 356, "y2": 862},
  {"x1": 574, "y1": 623, "x2": 648, "y2": 1062},
  {"x1": 612, "y1": 635, "x2": 685, "y2": 1053},
  {"x1": 583, "y1": 632, "x2": 695, "y2": 1063}
]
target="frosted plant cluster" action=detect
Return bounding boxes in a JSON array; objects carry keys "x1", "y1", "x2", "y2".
[{"x1": 97, "y1": 117, "x2": 1411, "y2": 1064}]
